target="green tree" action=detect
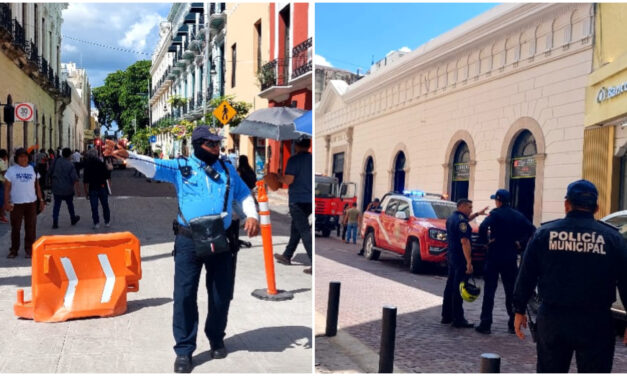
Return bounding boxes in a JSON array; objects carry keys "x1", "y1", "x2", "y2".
[{"x1": 92, "y1": 60, "x2": 151, "y2": 139}]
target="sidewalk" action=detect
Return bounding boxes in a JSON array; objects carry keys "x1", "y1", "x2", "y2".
[{"x1": 0, "y1": 196, "x2": 311, "y2": 373}]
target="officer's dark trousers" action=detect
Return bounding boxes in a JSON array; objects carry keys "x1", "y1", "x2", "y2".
[
  {"x1": 536, "y1": 305, "x2": 615, "y2": 373},
  {"x1": 441, "y1": 264, "x2": 468, "y2": 323},
  {"x1": 173, "y1": 235, "x2": 235, "y2": 356},
  {"x1": 283, "y1": 202, "x2": 312, "y2": 261},
  {"x1": 479, "y1": 257, "x2": 517, "y2": 328}
]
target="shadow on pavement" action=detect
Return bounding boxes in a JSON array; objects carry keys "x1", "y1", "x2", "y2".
[
  {"x1": 227, "y1": 325, "x2": 312, "y2": 352},
  {"x1": 0, "y1": 273, "x2": 31, "y2": 288},
  {"x1": 288, "y1": 288, "x2": 311, "y2": 295},
  {"x1": 126, "y1": 297, "x2": 173, "y2": 314},
  {"x1": 142, "y1": 251, "x2": 173, "y2": 263}
]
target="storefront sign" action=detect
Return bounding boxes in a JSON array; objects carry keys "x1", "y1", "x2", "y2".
[
  {"x1": 596, "y1": 81, "x2": 627, "y2": 103},
  {"x1": 452, "y1": 163, "x2": 470, "y2": 181},
  {"x1": 512, "y1": 156, "x2": 536, "y2": 179}
]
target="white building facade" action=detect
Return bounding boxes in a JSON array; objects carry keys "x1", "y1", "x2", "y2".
[
  {"x1": 316, "y1": 3, "x2": 594, "y2": 225},
  {"x1": 61, "y1": 62, "x2": 90, "y2": 151}
]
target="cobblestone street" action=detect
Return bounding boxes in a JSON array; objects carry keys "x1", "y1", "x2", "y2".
[{"x1": 314, "y1": 235, "x2": 627, "y2": 373}]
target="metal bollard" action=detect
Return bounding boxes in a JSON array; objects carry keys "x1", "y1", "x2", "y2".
[
  {"x1": 325, "y1": 281, "x2": 341, "y2": 337},
  {"x1": 378, "y1": 306, "x2": 397, "y2": 373},
  {"x1": 480, "y1": 353, "x2": 501, "y2": 373}
]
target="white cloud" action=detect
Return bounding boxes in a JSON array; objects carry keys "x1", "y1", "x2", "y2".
[
  {"x1": 119, "y1": 13, "x2": 164, "y2": 52},
  {"x1": 62, "y1": 44, "x2": 77, "y2": 53},
  {"x1": 399, "y1": 46, "x2": 411, "y2": 53},
  {"x1": 315, "y1": 54, "x2": 333, "y2": 67}
]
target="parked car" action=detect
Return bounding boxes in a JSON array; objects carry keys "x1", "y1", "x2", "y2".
[
  {"x1": 600, "y1": 210, "x2": 627, "y2": 332},
  {"x1": 360, "y1": 190, "x2": 485, "y2": 273}
]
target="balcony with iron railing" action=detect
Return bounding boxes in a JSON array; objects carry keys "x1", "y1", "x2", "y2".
[
  {"x1": 292, "y1": 37, "x2": 312, "y2": 79},
  {"x1": 11, "y1": 18, "x2": 25, "y2": 51}
]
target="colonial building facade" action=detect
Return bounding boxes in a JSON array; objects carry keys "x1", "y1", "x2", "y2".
[
  {"x1": 61, "y1": 62, "x2": 91, "y2": 151},
  {"x1": 316, "y1": 3, "x2": 594, "y2": 225},
  {"x1": 0, "y1": 3, "x2": 71, "y2": 155}
]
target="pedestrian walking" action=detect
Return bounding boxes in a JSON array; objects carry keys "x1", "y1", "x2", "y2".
[
  {"x1": 344, "y1": 202, "x2": 361, "y2": 244},
  {"x1": 227, "y1": 149, "x2": 238, "y2": 167},
  {"x1": 82, "y1": 149, "x2": 111, "y2": 229},
  {"x1": 272, "y1": 137, "x2": 313, "y2": 274},
  {"x1": 3, "y1": 148, "x2": 45, "y2": 258},
  {"x1": 49, "y1": 148, "x2": 81, "y2": 229},
  {"x1": 103, "y1": 126, "x2": 259, "y2": 373},
  {"x1": 513, "y1": 179, "x2": 627, "y2": 373},
  {"x1": 35, "y1": 148, "x2": 49, "y2": 190},
  {"x1": 339, "y1": 203, "x2": 349, "y2": 240},
  {"x1": 441, "y1": 198, "x2": 487, "y2": 328},
  {"x1": 0, "y1": 149, "x2": 9, "y2": 224},
  {"x1": 475, "y1": 189, "x2": 535, "y2": 335},
  {"x1": 72, "y1": 149, "x2": 82, "y2": 176},
  {"x1": 236, "y1": 155, "x2": 257, "y2": 191}
]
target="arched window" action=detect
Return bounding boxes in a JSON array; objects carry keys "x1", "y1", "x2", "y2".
[
  {"x1": 451, "y1": 142, "x2": 470, "y2": 202},
  {"x1": 509, "y1": 130, "x2": 537, "y2": 221},
  {"x1": 362, "y1": 156, "x2": 374, "y2": 211},
  {"x1": 393, "y1": 151, "x2": 406, "y2": 192}
]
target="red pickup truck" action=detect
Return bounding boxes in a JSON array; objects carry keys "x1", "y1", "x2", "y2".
[{"x1": 360, "y1": 191, "x2": 485, "y2": 274}]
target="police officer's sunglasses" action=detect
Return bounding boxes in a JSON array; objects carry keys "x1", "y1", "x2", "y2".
[{"x1": 203, "y1": 140, "x2": 220, "y2": 148}]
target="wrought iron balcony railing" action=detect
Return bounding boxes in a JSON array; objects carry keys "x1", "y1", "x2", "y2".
[
  {"x1": 292, "y1": 37, "x2": 312, "y2": 79},
  {"x1": 259, "y1": 59, "x2": 291, "y2": 90},
  {"x1": 196, "y1": 91, "x2": 203, "y2": 107},
  {"x1": 26, "y1": 41, "x2": 39, "y2": 65},
  {"x1": 61, "y1": 81, "x2": 71, "y2": 98},
  {"x1": 48, "y1": 66, "x2": 54, "y2": 83},
  {"x1": 11, "y1": 19, "x2": 25, "y2": 51},
  {"x1": 40, "y1": 57, "x2": 48, "y2": 77}
]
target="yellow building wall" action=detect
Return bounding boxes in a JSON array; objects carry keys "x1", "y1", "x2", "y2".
[
  {"x1": 0, "y1": 51, "x2": 58, "y2": 152},
  {"x1": 224, "y1": 3, "x2": 270, "y2": 167},
  {"x1": 583, "y1": 3, "x2": 627, "y2": 215}
]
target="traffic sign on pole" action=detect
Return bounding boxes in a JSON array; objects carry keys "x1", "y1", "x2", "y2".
[
  {"x1": 213, "y1": 100, "x2": 237, "y2": 126},
  {"x1": 15, "y1": 103, "x2": 35, "y2": 122}
]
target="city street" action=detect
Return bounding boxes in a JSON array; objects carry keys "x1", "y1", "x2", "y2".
[
  {"x1": 314, "y1": 235, "x2": 627, "y2": 373},
  {"x1": 0, "y1": 168, "x2": 312, "y2": 373}
]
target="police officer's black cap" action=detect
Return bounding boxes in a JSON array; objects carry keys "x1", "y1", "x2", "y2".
[
  {"x1": 565, "y1": 179, "x2": 598, "y2": 206},
  {"x1": 191, "y1": 126, "x2": 223, "y2": 142},
  {"x1": 490, "y1": 189, "x2": 511, "y2": 203}
]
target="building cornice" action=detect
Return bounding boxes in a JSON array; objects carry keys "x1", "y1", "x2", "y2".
[{"x1": 343, "y1": 3, "x2": 578, "y2": 103}]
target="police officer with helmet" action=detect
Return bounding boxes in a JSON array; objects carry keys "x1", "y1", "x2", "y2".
[
  {"x1": 513, "y1": 179, "x2": 627, "y2": 372},
  {"x1": 104, "y1": 126, "x2": 259, "y2": 373},
  {"x1": 475, "y1": 189, "x2": 535, "y2": 335},
  {"x1": 441, "y1": 198, "x2": 487, "y2": 328}
]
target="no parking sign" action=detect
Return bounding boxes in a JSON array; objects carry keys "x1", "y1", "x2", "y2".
[{"x1": 15, "y1": 103, "x2": 35, "y2": 122}]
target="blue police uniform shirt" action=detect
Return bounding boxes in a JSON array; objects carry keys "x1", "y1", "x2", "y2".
[
  {"x1": 151, "y1": 154, "x2": 251, "y2": 229},
  {"x1": 446, "y1": 210, "x2": 472, "y2": 267},
  {"x1": 513, "y1": 210, "x2": 627, "y2": 314}
]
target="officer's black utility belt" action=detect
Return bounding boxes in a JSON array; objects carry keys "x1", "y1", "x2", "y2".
[{"x1": 172, "y1": 221, "x2": 193, "y2": 238}]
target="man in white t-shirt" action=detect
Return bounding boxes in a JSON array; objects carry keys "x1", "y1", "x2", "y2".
[{"x1": 3, "y1": 148, "x2": 45, "y2": 258}]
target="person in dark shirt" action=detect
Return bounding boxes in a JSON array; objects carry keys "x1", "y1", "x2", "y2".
[
  {"x1": 273, "y1": 137, "x2": 312, "y2": 274},
  {"x1": 513, "y1": 180, "x2": 627, "y2": 372},
  {"x1": 475, "y1": 189, "x2": 535, "y2": 335},
  {"x1": 237, "y1": 155, "x2": 257, "y2": 190},
  {"x1": 83, "y1": 149, "x2": 111, "y2": 229}
]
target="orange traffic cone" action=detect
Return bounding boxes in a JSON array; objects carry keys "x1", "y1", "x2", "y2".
[{"x1": 251, "y1": 180, "x2": 294, "y2": 301}]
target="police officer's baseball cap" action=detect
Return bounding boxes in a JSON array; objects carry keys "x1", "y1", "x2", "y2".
[
  {"x1": 191, "y1": 126, "x2": 223, "y2": 142},
  {"x1": 565, "y1": 179, "x2": 598, "y2": 206},
  {"x1": 490, "y1": 189, "x2": 511, "y2": 203}
]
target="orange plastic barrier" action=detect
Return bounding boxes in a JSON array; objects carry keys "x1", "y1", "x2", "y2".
[
  {"x1": 252, "y1": 181, "x2": 293, "y2": 301},
  {"x1": 14, "y1": 232, "x2": 142, "y2": 322}
]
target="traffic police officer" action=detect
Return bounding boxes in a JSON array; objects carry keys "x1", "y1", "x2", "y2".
[
  {"x1": 104, "y1": 126, "x2": 259, "y2": 373},
  {"x1": 513, "y1": 180, "x2": 627, "y2": 373},
  {"x1": 441, "y1": 198, "x2": 487, "y2": 328},
  {"x1": 475, "y1": 189, "x2": 535, "y2": 335}
]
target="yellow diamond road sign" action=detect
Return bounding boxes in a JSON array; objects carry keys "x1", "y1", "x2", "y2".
[{"x1": 213, "y1": 100, "x2": 237, "y2": 126}]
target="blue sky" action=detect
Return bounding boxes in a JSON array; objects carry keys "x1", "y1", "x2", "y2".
[{"x1": 315, "y1": 3, "x2": 497, "y2": 74}]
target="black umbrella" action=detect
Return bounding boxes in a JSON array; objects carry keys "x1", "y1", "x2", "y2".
[{"x1": 230, "y1": 107, "x2": 305, "y2": 140}]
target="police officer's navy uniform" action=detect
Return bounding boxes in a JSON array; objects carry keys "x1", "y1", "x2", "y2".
[
  {"x1": 513, "y1": 180, "x2": 627, "y2": 372},
  {"x1": 477, "y1": 190, "x2": 535, "y2": 333},
  {"x1": 442, "y1": 210, "x2": 473, "y2": 326},
  {"x1": 125, "y1": 131, "x2": 256, "y2": 364}
]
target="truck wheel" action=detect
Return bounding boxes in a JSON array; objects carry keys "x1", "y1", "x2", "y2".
[
  {"x1": 322, "y1": 229, "x2": 331, "y2": 237},
  {"x1": 408, "y1": 240, "x2": 424, "y2": 274},
  {"x1": 364, "y1": 232, "x2": 380, "y2": 261}
]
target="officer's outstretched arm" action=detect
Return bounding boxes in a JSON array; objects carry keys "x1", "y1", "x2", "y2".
[{"x1": 125, "y1": 152, "x2": 178, "y2": 183}]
